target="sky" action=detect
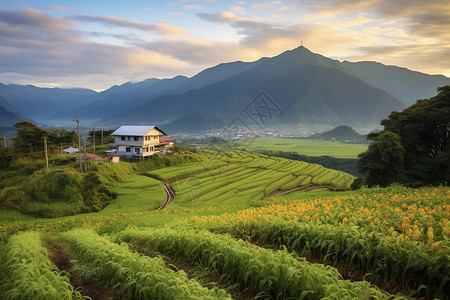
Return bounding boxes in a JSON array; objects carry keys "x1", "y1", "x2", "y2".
[{"x1": 0, "y1": 0, "x2": 449, "y2": 91}]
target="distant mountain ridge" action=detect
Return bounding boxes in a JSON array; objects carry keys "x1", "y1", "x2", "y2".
[
  {"x1": 342, "y1": 61, "x2": 450, "y2": 105},
  {"x1": 1, "y1": 45, "x2": 449, "y2": 132},
  {"x1": 0, "y1": 100, "x2": 29, "y2": 126},
  {"x1": 104, "y1": 46, "x2": 406, "y2": 130}
]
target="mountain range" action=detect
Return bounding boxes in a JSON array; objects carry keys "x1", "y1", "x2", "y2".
[{"x1": 1, "y1": 46, "x2": 449, "y2": 133}]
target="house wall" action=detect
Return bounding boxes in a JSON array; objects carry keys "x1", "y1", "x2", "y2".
[
  {"x1": 114, "y1": 136, "x2": 143, "y2": 147},
  {"x1": 113, "y1": 128, "x2": 165, "y2": 157}
]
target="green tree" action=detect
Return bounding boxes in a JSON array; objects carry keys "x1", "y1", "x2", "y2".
[
  {"x1": 381, "y1": 85, "x2": 449, "y2": 158},
  {"x1": 87, "y1": 129, "x2": 115, "y2": 145},
  {"x1": 13, "y1": 122, "x2": 51, "y2": 158},
  {"x1": 48, "y1": 128, "x2": 78, "y2": 147},
  {"x1": 358, "y1": 86, "x2": 450, "y2": 186},
  {"x1": 357, "y1": 132, "x2": 406, "y2": 187}
]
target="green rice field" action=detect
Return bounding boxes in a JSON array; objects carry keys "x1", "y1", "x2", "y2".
[{"x1": 240, "y1": 138, "x2": 368, "y2": 158}]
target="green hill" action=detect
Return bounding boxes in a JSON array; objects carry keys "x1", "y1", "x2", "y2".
[{"x1": 308, "y1": 125, "x2": 367, "y2": 143}]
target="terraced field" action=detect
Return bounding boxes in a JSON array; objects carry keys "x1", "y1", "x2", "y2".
[
  {"x1": 147, "y1": 150, "x2": 355, "y2": 207},
  {"x1": 1, "y1": 151, "x2": 448, "y2": 299}
]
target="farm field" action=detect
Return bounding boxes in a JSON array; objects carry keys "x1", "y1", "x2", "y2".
[
  {"x1": 0, "y1": 150, "x2": 449, "y2": 299},
  {"x1": 146, "y1": 150, "x2": 355, "y2": 207},
  {"x1": 237, "y1": 138, "x2": 369, "y2": 159}
]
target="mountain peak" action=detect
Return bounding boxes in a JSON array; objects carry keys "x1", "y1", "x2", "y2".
[{"x1": 269, "y1": 45, "x2": 343, "y2": 70}]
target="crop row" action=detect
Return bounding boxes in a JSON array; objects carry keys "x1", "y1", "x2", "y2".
[
  {"x1": 57, "y1": 228, "x2": 231, "y2": 299},
  {"x1": 185, "y1": 187, "x2": 450, "y2": 298},
  {"x1": 0, "y1": 231, "x2": 85, "y2": 300},
  {"x1": 147, "y1": 150, "x2": 355, "y2": 206},
  {"x1": 116, "y1": 227, "x2": 396, "y2": 300},
  {"x1": 148, "y1": 159, "x2": 228, "y2": 181}
]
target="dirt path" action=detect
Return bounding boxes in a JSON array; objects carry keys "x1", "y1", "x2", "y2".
[{"x1": 157, "y1": 183, "x2": 175, "y2": 210}]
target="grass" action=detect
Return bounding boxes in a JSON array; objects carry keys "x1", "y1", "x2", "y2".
[
  {"x1": 239, "y1": 138, "x2": 368, "y2": 159},
  {"x1": 102, "y1": 174, "x2": 165, "y2": 214}
]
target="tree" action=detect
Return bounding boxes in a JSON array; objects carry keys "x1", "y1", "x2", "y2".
[
  {"x1": 357, "y1": 132, "x2": 406, "y2": 187},
  {"x1": 358, "y1": 86, "x2": 450, "y2": 186},
  {"x1": 87, "y1": 129, "x2": 115, "y2": 145},
  {"x1": 48, "y1": 128, "x2": 78, "y2": 147},
  {"x1": 13, "y1": 122, "x2": 51, "y2": 158},
  {"x1": 381, "y1": 85, "x2": 449, "y2": 158}
]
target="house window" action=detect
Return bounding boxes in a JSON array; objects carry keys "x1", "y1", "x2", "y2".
[
  {"x1": 121, "y1": 136, "x2": 126, "y2": 141},
  {"x1": 127, "y1": 137, "x2": 131, "y2": 141},
  {"x1": 126, "y1": 147, "x2": 131, "y2": 152},
  {"x1": 134, "y1": 136, "x2": 139, "y2": 141},
  {"x1": 144, "y1": 146, "x2": 148, "y2": 152},
  {"x1": 135, "y1": 148, "x2": 140, "y2": 154}
]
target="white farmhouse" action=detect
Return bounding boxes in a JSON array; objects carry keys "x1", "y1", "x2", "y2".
[{"x1": 111, "y1": 125, "x2": 167, "y2": 158}]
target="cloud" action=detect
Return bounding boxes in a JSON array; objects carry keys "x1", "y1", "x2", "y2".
[
  {"x1": 0, "y1": 8, "x2": 80, "y2": 46},
  {"x1": 0, "y1": 8, "x2": 195, "y2": 90},
  {"x1": 196, "y1": 12, "x2": 356, "y2": 53},
  {"x1": 72, "y1": 15, "x2": 188, "y2": 36},
  {"x1": 229, "y1": 6, "x2": 247, "y2": 14},
  {"x1": 301, "y1": 0, "x2": 450, "y2": 38},
  {"x1": 251, "y1": 1, "x2": 282, "y2": 9},
  {"x1": 44, "y1": 5, "x2": 73, "y2": 12},
  {"x1": 348, "y1": 43, "x2": 450, "y2": 75},
  {"x1": 183, "y1": 5, "x2": 204, "y2": 10},
  {"x1": 138, "y1": 39, "x2": 242, "y2": 65}
]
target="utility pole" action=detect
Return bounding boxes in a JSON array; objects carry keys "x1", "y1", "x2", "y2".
[
  {"x1": 101, "y1": 120, "x2": 104, "y2": 146},
  {"x1": 43, "y1": 137, "x2": 49, "y2": 172},
  {"x1": 60, "y1": 143, "x2": 63, "y2": 154},
  {"x1": 93, "y1": 124, "x2": 96, "y2": 157},
  {"x1": 83, "y1": 138, "x2": 87, "y2": 172},
  {"x1": 75, "y1": 115, "x2": 82, "y2": 172}
]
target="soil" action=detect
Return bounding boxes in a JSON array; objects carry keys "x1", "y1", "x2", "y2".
[{"x1": 46, "y1": 242, "x2": 124, "y2": 300}]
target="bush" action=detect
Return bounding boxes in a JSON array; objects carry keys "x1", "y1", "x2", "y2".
[
  {"x1": 0, "y1": 147, "x2": 15, "y2": 170},
  {"x1": 350, "y1": 177, "x2": 365, "y2": 190}
]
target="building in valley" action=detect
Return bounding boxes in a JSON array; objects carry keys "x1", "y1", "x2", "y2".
[{"x1": 111, "y1": 125, "x2": 169, "y2": 158}]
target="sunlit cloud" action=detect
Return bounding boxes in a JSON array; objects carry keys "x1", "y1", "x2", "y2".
[
  {"x1": 0, "y1": 0, "x2": 449, "y2": 91},
  {"x1": 72, "y1": 15, "x2": 188, "y2": 36}
]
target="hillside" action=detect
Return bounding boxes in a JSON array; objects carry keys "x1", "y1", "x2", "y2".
[
  {"x1": 106, "y1": 46, "x2": 406, "y2": 130},
  {"x1": 0, "y1": 83, "x2": 98, "y2": 124},
  {"x1": 0, "y1": 103, "x2": 28, "y2": 126},
  {"x1": 147, "y1": 150, "x2": 355, "y2": 207},
  {"x1": 342, "y1": 61, "x2": 450, "y2": 105},
  {"x1": 308, "y1": 125, "x2": 367, "y2": 143},
  {"x1": 52, "y1": 59, "x2": 267, "y2": 125}
]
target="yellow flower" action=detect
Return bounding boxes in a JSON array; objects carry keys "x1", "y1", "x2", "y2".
[{"x1": 431, "y1": 242, "x2": 439, "y2": 250}]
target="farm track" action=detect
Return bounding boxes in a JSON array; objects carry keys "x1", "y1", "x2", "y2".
[{"x1": 158, "y1": 183, "x2": 175, "y2": 210}]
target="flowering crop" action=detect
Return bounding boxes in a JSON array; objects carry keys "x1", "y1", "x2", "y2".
[{"x1": 184, "y1": 186, "x2": 450, "y2": 298}]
